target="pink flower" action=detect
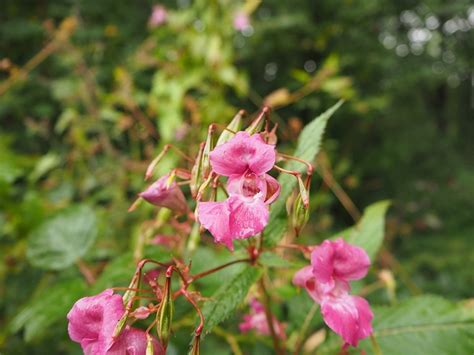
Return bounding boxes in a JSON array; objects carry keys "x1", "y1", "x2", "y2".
[
  {"x1": 67, "y1": 289, "x2": 163, "y2": 355},
  {"x1": 198, "y1": 132, "x2": 279, "y2": 250},
  {"x1": 293, "y1": 239, "x2": 373, "y2": 347},
  {"x1": 233, "y1": 11, "x2": 250, "y2": 32},
  {"x1": 239, "y1": 299, "x2": 286, "y2": 339},
  {"x1": 139, "y1": 174, "x2": 187, "y2": 214},
  {"x1": 149, "y1": 5, "x2": 168, "y2": 28}
]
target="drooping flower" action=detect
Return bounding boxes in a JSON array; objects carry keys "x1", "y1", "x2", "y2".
[
  {"x1": 239, "y1": 299, "x2": 286, "y2": 339},
  {"x1": 198, "y1": 132, "x2": 279, "y2": 250},
  {"x1": 293, "y1": 239, "x2": 373, "y2": 347},
  {"x1": 67, "y1": 289, "x2": 163, "y2": 355},
  {"x1": 149, "y1": 5, "x2": 168, "y2": 28},
  {"x1": 233, "y1": 11, "x2": 251, "y2": 32},
  {"x1": 139, "y1": 174, "x2": 187, "y2": 214}
]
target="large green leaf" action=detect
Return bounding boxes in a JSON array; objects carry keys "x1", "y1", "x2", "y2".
[
  {"x1": 9, "y1": 278, "x2": 87, "y2": 342},
  {"x1": 265, "y1": 100, "x2": 343, "y2": 247},
  {"x1": 343, "y1": 200, "x2": 390, "y2": 259},
  {"x1": 27, "y1": 205, "x2": 98, "y2": 270},
  {"x1": 360, "y1": 295, "x2": 474, "y2": 354},
  {"x1": 201, "y1": 265, "x2": 262, "y2": 335}
]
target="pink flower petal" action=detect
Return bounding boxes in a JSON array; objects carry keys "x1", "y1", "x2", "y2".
[
  {"x1": 263, "y1": 174, "x2": 280, "y2": 204},
  {"x1": 67, "y1": 289, "x2": 125, "y2": 355},
  {"x1": 197, "y1": 200, "x2": 233, "y2": 250},
  {"x1": 228, "y1": 194, "x2": 269, "y2": 239},
  {"x1": 108, "y1": 327, "x2": 164, "y2": 355},
  {"x1": 209, "y1": 132, "x2": 276, "y2": 176},
  {"x1": 311, "y1": 239, "x2": 370, "y2": 287},
  {"x1": 321, "y1": 294, "x2": 373, "y2": 347}
]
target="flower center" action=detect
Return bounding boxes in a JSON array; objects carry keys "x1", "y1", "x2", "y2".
[{"x1": 241, "y1": 172, "x2": 261, "y2": 197}]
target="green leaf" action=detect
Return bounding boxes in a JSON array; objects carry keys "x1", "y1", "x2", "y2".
[
  {"x1": 27, "y1": 205, "x2": 98, "y2": 270},
  {"x1": 344, "y1": 200, "x2": 390, "y2": 259},
  {"x1": 265, "y1": 100, "x2": 343, "y2": 246},
  {"x1": 9, "y1": 278, "x2": 87, "y2": 342},
  {"x1": 263, "y1": 218, "x2": 287, "y2": 247},
  {"x1": 360, "y1": 295, "x2": 474, "y2": 354},
  {"x1": 259, "y1": 251, "x2": 292, "y2": 268},
  {"x1": 201, "y1": 266, "x2": 262, "y2": 335}
]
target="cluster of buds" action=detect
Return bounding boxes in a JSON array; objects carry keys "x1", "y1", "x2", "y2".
[{"x1": 67, "y1": 107, "x2": 373, "y2": 354}]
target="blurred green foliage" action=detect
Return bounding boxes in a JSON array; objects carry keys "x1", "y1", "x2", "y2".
[{"x1": 1, "y1": 0, "x2": 473, "y2": 353}]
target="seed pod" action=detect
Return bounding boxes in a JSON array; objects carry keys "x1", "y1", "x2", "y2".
[
  {"x1": 190, "y1": 142, "x2": 205, "y2": 198},
  {"x1": 246, "y1": 107, "x2": 270, "y2": 135},
  {"x1": 291, "y1": 193, "x2": 310, "y2": 237},
  {"x1": 156, "y1": 266, "x2": 174, "y2": 349},
  {"x1": 189, "y1": 334, "x2": 201, "y2": 355},
  {"x1": 216, "y1": 110, "x2": 244, "y2": 147}
]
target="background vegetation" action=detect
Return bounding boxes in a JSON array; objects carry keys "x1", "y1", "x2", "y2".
[{"x1": 1, "y1": 0, "x2": 473, "y2": 353}]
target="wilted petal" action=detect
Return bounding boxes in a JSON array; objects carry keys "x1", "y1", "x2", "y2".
[
  {"x1": 139, "y1": 175, "x2": 188, "y2": 214},
  {"x1": 321, "y1": 294, "x2": 373, "y2": 347},
  {"x1": 197, "y1": 200, "x2": 233, "y2": 250},
  {"x1": 209, "y1": 132, "x2": 276, "y2": 176},
  {"x1": 228, "y1": 194, "x2": 269, "y2": 239}
]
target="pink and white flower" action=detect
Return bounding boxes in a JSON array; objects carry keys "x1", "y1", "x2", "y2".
[
  {"x1": 197, "y1": 132, "x2": 279, "y2": 250},
  {"x1": 293, "y1": 239, "x2": 373, "y2": 347},
  {"x1": 139, "y1": 174, "x2": 188, "y2": 214},
  {"x1": 67, "y1": 289, "x2": 163, "y2": 355},
  {"x1": 239, "y1": 299, "x2": 286, "y2": 339}
]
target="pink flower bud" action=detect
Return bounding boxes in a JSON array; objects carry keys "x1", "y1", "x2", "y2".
[{"x1": 139, "y1": 174, "x2": 188, "y2": 214}]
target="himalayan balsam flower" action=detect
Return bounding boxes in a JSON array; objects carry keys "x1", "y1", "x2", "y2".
[
  {"x1": 293, "y1": 239, "x2": 373, "y2": 347},
  {"x1": 149, "y1": 5, "x2": 168, "y2": 28},
  {"x1": 139, "y1": 174, "x2": 187, "y2": 214},
  {"x1": 233, "y1": 11, "x2": 250, "y2": 32},
  {"x1": 197, "y1": 132, "x2": 280, "y2": 250},
  {"x1": 67, "y1": 289, "x2": 163, "y2": 355},
  {"x1": 239, "y1": 299, "x2": 286, "y2": 339}
]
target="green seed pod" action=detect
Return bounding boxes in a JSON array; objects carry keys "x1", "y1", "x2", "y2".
[
  {"x1": 216, "y1": 110, "x2": 244, "y2": 146},
  {"x1": 156, "y1": 267, "x2": 174, "y2": 349}
]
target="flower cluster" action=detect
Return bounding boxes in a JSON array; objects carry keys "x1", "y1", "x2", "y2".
[
  {"x1": 67, "y1": 107, "x2": 375, "y2": 354},
  {"x1": 293, "y1": 238, "x2": 374, "y2": 347}
]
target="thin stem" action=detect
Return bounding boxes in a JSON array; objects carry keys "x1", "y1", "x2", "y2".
[
  {"x1": 76, "y1": 259, "x2": 96, "y2": 285},
  {"x1": 370, "y1": 334, "x2": 383, "y2": 355},
  {"x1": 277, "y1": 153, "x2": 314, "y2": 175},
  {"x1": 258, "y1": 278, "x2": 284, "y2": 355},
  {"x1": 273, "y1": 164, "x2": 301, "y2": 177},
  {"x1": 189, "y1": 258, "x2": 251, "y2": 283},
  {"x1": 292, "y1": 303, "x2": 319, "y2": 355}
]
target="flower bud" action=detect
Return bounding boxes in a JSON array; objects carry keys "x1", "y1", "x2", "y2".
[
  {"x1": 156, "y1": 266, "x2": 174, "y2": 349},
  {"x1": 201, "y1": 125, "x2": 216, "y2": 179}
]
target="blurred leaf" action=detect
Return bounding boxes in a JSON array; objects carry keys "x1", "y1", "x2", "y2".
[
  {"x1": 27, "y1": 205, "x2": 98, "y2": 270},
  {"x1": 9, "y1": 278, "x2": 87, "y2": 342},
  {"x1": 259, "y1": 251, "x2": 294, "y2": 268},
  {"x1": 29, "y1": 152, "x2": 61, "y2": 182},
  {"x1": 201, "y1": 265, "x2": 262, "y2": 336},
  {"x1": 265, "y1": 100, "x2": 343, "y2": 246},
  {"x1": 344, "y1": 200, "x2": 391, "y2": 259}
]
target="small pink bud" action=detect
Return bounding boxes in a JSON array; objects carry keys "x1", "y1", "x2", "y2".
[{"x1": 149, "y1": 5, "x2": 168, "y2": 28}]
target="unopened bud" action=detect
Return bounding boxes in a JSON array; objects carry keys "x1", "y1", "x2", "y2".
[
  {"x1": 216, "y1": 110, "x2": 244, "y2": 146},
  {"x1": 201, "y1": 125, "x2": 216, "y2": 178},
  {"x1": 186, "y1": 222, "x2": 201, "y2": 254},
  {"x1": 290, "y1": 194, "x2": 310, "y2": 236},
  {"x1": 156, "y1": 266, "x2": 174, "y2": 349}
]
